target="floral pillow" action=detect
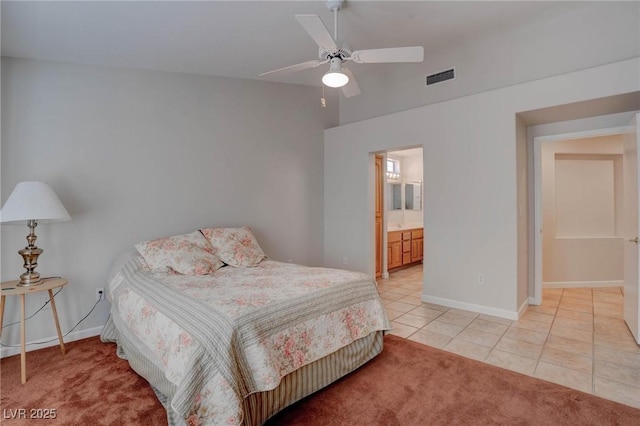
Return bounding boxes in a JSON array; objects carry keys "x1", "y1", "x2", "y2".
[
  {"x1": 135, "y1": 231, "x2": 224, "y2": 275},
  {"x1": 200, "y1": 227, "x2": 266, "y2": 267}
]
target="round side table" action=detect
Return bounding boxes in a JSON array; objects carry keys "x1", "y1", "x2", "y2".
[{"x1": 0, "y1": 277, "x2": 68, "y2": 384}]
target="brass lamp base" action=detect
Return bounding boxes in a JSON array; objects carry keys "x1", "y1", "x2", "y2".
[
  {"x1": 17, "y1": 220, "x2": 44, "y2": 287},
  {"x1": 18, "y1": 274, "x2": 42, "y2": 286}
]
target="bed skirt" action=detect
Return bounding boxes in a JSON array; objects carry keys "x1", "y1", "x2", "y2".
[{"x1": 102, "y1": 318, "x2": 384, "y2": 425}]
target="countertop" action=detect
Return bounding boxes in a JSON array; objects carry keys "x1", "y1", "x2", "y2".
[{"x1": 387, "y1": 224, "x2": 423, "y2": 232}]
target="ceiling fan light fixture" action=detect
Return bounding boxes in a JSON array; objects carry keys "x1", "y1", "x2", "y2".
[
  {"x1": 260, "y1": 3, "x2": 424, "y2": 97},
  {"x1": 322, "y1": 57, "x2": 349, "y2": 88},
  {"x1": 322, "y1": 70, "x2": 349, "y2": 88}
]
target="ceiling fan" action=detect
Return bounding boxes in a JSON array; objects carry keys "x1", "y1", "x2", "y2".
[{"x1": 259, "y1": 0, "x2": 424, "y2": 98}]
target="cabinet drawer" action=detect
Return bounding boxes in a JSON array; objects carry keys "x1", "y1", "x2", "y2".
[
  {"x1": 402, "y1": 231, "x2": 411, "y2": 241},
  {"x1": 412, "y1": 229, "x2": 423, "y2": 239},
  {"x1": 402, "y1": 241, "x2": 411, "y2": 253},
  {"x1": 402, "y1": 252, "x2": 411, "y2": 265},
  {"x1": 388, "y1": 231, "x2": 402, "y2": 243}
]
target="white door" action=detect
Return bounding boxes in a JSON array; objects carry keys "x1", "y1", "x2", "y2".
[{"x1": 623, "y1": 113, "x2": 640, "y2": 344}]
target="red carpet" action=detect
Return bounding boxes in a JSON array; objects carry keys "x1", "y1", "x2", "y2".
[
  {"x1": 0, "y1": 337, "x2": 165, "y2": 425},
  {"x1": 268, "y1": 335, "x2": 640, "y2": 425},
  {"x1": 1, "y1": 335, "x2": 638, "y2": 425}
]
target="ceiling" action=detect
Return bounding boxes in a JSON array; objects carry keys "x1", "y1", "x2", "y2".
[{"x1": 2, "y1": 1, "x2": 589, "y2": 88}]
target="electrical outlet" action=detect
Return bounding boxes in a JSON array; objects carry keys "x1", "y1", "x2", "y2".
[
  {"x1": 342, "y1": 257, "x2": 348, "y2": 265},
  {"x1": 96, "y1": 288, "x2": 105, "y2": 301},
  {"x1": 477, "y1": 274, "x2": 485, "y2": 285}
]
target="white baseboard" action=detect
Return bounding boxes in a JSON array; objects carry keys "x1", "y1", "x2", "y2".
[
  {"x1": 421, "y1": 294, "x2": 520, "y2": 321},
  {"x1": 528, "y1": 296, "x2": 540, "y2": 306},
  {"x1": 517, "y1": 299, "x2": 529, "y2": 319},
  {"x1": 543, "y1": 280, "x2": 623, "y2": 289},
  {"x1": 0, "y1": 325, "x2": 104, "y2": 359}
]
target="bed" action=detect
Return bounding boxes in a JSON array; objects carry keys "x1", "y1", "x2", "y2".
[{"x1": 100, "y1": 228, "x2": 390, "y2": 426}]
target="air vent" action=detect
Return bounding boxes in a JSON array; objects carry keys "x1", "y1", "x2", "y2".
[{"x1": 426, "y1": 68, "x2": 455, "y2": 86}]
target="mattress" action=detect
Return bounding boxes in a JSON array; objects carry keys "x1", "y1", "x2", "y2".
[
  {"x1": 103, "y1": 319, "x2": 384, "y2": 426},
  {"x1": 101, "y1": 253, "x2": 389, "y2": 425}
]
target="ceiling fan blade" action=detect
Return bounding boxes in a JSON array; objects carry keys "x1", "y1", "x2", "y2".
[
  {"x1": 350, "y1": 46, "x2": 424, "y2": 64},
  {"x1": 295, "y1": 14, "x2": 338, "y2": 51},
  {"x1": 259, "y1": 59, "x2": 326, "y2": 77},
  {"x1": 341, "y1": 68, "x2": 361, "y2": 98}
]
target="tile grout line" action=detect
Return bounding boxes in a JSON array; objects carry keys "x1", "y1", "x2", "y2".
[
  {"x1": 479, "y1": 314, "x2": 513, "y2": 363},
  {"x1": 439, "y1": 311, "x2": 474, "y2": 353},
  {"x1": 590, "y1": 287, "x2": 640, "y2": 395},
  {"x1": 532, "y1": 288, "x2": 561, "y2": 378},
  {"x1": 406, "y1": 305, "x2": 449, "y2": 340}
]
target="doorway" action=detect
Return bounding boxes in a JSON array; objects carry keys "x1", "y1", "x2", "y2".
[
  {"x1": 533, "y1": 127, "x2": 628, "y2": 303},
  {"x1": 533, "y1": 119, "x2": 640, "y2": 345},
  {"x1": 376, "y1": 147, "x2": 424, "y2": 279}
]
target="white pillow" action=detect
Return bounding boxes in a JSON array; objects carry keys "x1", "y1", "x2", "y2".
[{"x1": 135, "y1": 231, "x2": 223, "y2": 275}]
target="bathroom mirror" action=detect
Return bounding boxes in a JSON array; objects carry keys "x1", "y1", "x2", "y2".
[
  {"x1": 388, "y1": 183, "x2": 402, "y2": 210},
  {"x1": 405, "y1": 182, "x2": 422, "y2": 211}
]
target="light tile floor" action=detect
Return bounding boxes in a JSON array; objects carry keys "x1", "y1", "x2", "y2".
[{"x1": 378, "y1": 264, "x2": 640, "y2": 409}]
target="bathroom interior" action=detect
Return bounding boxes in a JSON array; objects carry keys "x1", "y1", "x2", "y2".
[{"x1": 384, "y1": 147, "x2": 423, "y2": 278}]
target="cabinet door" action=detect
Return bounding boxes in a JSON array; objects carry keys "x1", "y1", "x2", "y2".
[
  {"x1": 389, "y1": 241, "x2": 403, "y2": 269},
  {"x1": 411, "y1": 238, "x2": 424, "y2": 262}
]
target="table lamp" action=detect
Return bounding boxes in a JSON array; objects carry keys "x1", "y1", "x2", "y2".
[{"x1": 0, "y1": 182, "x2": 71, "y2": 286}]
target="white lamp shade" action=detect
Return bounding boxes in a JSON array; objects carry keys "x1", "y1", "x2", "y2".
[{"x1": 0, "y1": 182, "x2": 71, "y2": 224}]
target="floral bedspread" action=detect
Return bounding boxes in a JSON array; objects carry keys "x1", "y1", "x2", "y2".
[{"x1": 106, "y1": 256, "x2": 389, "y2": 425}]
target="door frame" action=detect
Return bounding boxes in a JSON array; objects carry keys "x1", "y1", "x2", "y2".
[
  {"x1": 374, "y1": 146, "x2": 424, "y2": 279},
  {"x1": 375, "y1": 154, "x2": 384, "y2": 279},
  {"x1": 532, "y1": 126, "x2": 630, "y2": 305},
  {"x1": 623, "y1": 113, "x2": 640, "y2": 343}
]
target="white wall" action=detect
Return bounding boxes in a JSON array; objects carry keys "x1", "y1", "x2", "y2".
[
  {"x1": 325, "y1": 58, "x2": 640, "y2": 319},
  {"x1": 0, "y1": 58, "x2": 338, "y2": 355},
  {"x1": 516, "y1": 116, "x2": 528, "y2": 308},
  {"x1": 541, "y1": 136, "x2": 624, "y2": 284},
  {"x1": 339, "y1": 2, "x2": 640, "y2": 125}
]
